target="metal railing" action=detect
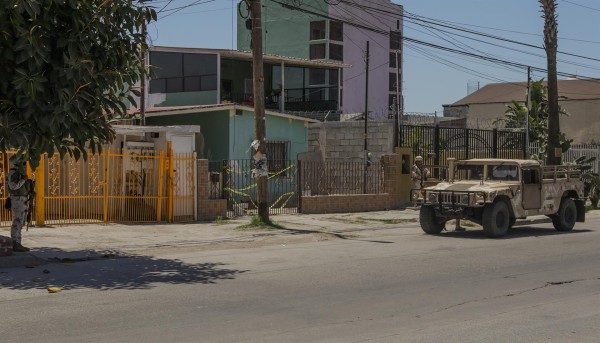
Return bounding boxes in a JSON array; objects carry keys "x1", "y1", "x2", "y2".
[
  {"x1": 0, "y1": 145, "x2": 196, "y2": 227},
  {"x1": 298, "y1": 160, "x2": 384, "y2": 196},
  {"x1": 222, "y1": 159, "x2": 298, "y2": 216}
]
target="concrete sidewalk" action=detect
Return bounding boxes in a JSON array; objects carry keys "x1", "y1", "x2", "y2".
[{"x1": 2, "y1": 208, "x2": 595, "y2": 269}]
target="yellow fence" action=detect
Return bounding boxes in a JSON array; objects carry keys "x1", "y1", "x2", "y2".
[{"x1": 0, "y1": 144, "x2": 196, "y2": 226}]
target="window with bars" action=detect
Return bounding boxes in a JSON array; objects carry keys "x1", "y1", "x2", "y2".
[{"x1": 264, "y1": 141, "x2": 289, "y2": 177}]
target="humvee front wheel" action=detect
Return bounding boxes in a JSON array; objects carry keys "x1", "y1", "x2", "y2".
[
  {"x1": 482, "y1": 201, "x2": 510, "y2": 238},
  {"x1": 552, "y1": 197, "x2": 576, "y2": 232},
  {"x1": 420, "y1": 205, "x2": 446, "y2": 234}
]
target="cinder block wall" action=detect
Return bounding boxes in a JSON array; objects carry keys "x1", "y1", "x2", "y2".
[
  {"x1": 197, "y1": 160, "x2": 228, "y2": 220},
  {"x1": 300, "y1": 194, "x2": 395, "y2": 214},
  {"x1": 308, "y1": 120, "x2": 394, "y2": 162}
]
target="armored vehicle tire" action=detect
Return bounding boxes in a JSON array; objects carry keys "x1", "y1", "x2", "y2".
[
  {"x1": 482, "y1": 201, "x2": 510, "y2": 238},
  {"x1": 552, "y1": 197, "x2": 576, "y2": 232},
  {"x1": 509, "y1": 217, "x2": 516, "y2": 229},
  {"x1": 420, "y1": 205, "x2": 446, "y2": 234}
]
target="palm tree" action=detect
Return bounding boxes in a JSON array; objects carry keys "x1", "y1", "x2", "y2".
[{"x1": 540, "y1": 0, "x2": 561, "y2": 165}]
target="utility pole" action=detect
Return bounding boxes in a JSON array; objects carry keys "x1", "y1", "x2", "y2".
[
  {"x1": 140, "y1": 20, "x2": 147, "y2": 126},
  {"x1": 363, "y1": 41, "x2": 370, "y2": 194},
  {"x1": 395, "y1": 49, "x2": 401, "y2": 148},
  {"x1": 251, "y1": 0, "x2": 269, "y2": 222},
  {"x1": 525, "y1": 66, "x2": 531, "y2": 158}
]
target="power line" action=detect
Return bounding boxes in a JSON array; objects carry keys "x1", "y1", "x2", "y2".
[
  {"x1": 339, "y1": 0, "x2": 600, "y2": 63},
  {"x1": 268, "y1": 0, "x2": 600, "y2": 83},
  {"x1": 563, "y1": 0, "x2": 600, "y2": 12}
]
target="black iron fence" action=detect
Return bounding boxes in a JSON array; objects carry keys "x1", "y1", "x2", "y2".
[
  {"x1": 208, "y1": 160, "x2": 224, "y2": 200},
  {"x1": 401, "y1": 125, "x2": 526, "y2": 167},
  {"x1": 219, "y1": 159, "x2": 298, "y2": 216},
  {"x1": 298, "y1": 160, "x2": 384, "y2": 196}
]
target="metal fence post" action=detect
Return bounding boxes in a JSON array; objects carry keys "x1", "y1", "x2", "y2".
[
  {"x1": 492, "y1": 128, "x2": 498, "y2": 158},
  {"x1": 34, "y1": 155, "x2": 45, "y2": 226},
  {"x1": 157, "y1": 150, "x2": 165, "y2": 222},
  {"x1": 167, "y1": 141, "x2": 174, "y2": 222},
  {"x1": 103, "y1": 149, "x2": 110, "y2": 223},
  {"x1": 297, "y1": 159, "x2": 302, "y2": 213},
  {"x1": 434, "y1": 125, "x2": 440, "y2": 178}
]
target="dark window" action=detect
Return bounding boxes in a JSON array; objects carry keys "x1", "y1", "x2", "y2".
[
  {"x1": 329, "y1": 21, "x2": 343, "y2": 41},
  {"x1": 329, "y1": 69, "x2": 339, "y2": 86},
  {"x1": 150, "y1": 52, "x2": 182, "y2": 79},
  {"x1": 389, "y1": 73, "x2": 399, "y2": 91},
  {"x1": 310, "y1": 44, "x2": 326, "y2": 60},
  {"x1": 329, "y1": 88, "x2": 338, "y2": 103},
  {"x1": 308, "y1": 87, "x2": 324, "y2": 101},
  {"x1": 390, "y1": 31, "x2": 401, "y2": 50},
  {"x1": 149, "y1": 51, "x2": 218, "y2": 94},
  {"x1": 309, "y1": 69, "x2": 326, "y2": 85},
  {"x1": 150, "y1": 79, "x2": 166, "y2": 93},
  {"x1": 183, "y1": 53, "x2": 217, "y2": 76},
  {"x1": 266, "y1": 141, "x2": 289, "y2": 176},
  {"x1": 184, "y1": 76, "x2": 202, "y2": 92},
  {"x1": 310, "y1": 21, "x2": 326, "y2": 40},
  {"x1": 201, "y1": 74, "x2": 218, "y2": 91},
  {"x1": 329, "y1": 43, "x2": 343, "y2": 61},
  {"x1": 166, "y1": 78, "x2": 184, "y2": 93},
  {"x1": 389, "y1": 94, "x2": 398, "y2": 107}
]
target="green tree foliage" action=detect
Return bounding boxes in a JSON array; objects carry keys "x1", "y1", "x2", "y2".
[
  {"x1": 0, "y1": 0, "x2": 156, "y2": 169},
  {"x1": 567, "y1": 156, "x2": 600, "y2": 206},
  {"x1": 500, "y1": 80, "x2": 571, "y2": 161}
]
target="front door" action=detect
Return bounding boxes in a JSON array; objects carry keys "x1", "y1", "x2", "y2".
[{"x1": 522, "y1": 167, "x2": 542, "y2": 210}]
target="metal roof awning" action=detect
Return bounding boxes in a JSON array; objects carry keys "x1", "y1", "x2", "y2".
[{"x1": 151, "y1": 46, "x2": 352, "y2": 69}]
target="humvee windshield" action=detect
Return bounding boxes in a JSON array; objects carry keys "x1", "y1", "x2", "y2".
[
  {"x1": 456, "y1": 163, "x2": 519, "y2": 181},
  {"x1": 487, "y1": 164, "x2": 518, "y2": 181},
  {"x1": 456, "y1": 164, "x2": 484, "y2": 180}
]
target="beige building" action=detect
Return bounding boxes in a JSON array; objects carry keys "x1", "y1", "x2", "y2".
[{"x1": 443, "y1": 79, "x2": 600, "y2": 144}]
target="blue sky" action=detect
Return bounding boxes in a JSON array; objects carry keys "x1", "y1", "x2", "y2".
[{"x1": 149, "y1": 0, "x2": 600, "y2": 114}]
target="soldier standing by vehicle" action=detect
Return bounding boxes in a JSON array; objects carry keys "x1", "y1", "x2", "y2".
[
  {"x1": 411, "y1": 156, "x2": 429, "y2": 189},
  {"x1": 6, "y1": 161, "x2": 34, "y2": 252}
]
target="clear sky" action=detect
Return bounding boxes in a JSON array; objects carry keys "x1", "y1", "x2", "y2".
[{"x1": 149, "y1": 0, "x2": 600, "y2": 114}]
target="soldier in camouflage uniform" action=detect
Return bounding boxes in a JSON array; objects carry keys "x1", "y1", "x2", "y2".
[
  {"x1": 411, "y1": 156, "x2": 429, "y2": 189},
  {"x1": 6, "y1": 162, "x2": 34, "y2": 252}
]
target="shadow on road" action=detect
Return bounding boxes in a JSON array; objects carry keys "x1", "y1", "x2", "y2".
[
  {"x1": 1, "y1": 248, "x2": 246, "y2": 291},
  {"x1": 438, "y1": 227, "x2": 592, "y2": 240}
]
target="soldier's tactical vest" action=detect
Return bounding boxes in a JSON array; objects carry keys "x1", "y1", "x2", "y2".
[{"x1": 6, "y1": 168, "x2": 29, "y2": 197}]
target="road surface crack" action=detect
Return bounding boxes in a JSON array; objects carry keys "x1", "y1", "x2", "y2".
[{"x1": 428, "y1": 277, "x2": 600, "y2": 315}]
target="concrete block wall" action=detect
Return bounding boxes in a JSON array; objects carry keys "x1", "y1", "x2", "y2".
[
  {"x1": 300, "y1": 194, "x2": 395, "y2": 214},
  {"x1": 197, "y1": 160, "x2": 228, "y2": 221},
  {"x1": 308, "y1": 120, "x2": 395, "y2": 162}
]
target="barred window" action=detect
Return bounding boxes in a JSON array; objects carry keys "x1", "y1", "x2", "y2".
[{"x1": 266, "y1": 141, "x2": 289, "y2": 176}]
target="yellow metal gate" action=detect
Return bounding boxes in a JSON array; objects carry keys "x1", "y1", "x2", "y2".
[{"x1": 1, "y1": 144, "x2": 196, "y2": 226}]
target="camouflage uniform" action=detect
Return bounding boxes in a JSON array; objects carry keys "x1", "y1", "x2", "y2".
[
  {"x1": 10, "y1": 196, "x2": 27, "y2": 243},
  {"x1": 411, "y1": 164, "x2": 429, "y2": 189},
  {"x1": 6, "y1": 164, "x2": 33, "y2": 250}
]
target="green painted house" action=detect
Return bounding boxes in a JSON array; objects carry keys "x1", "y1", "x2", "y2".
[
  {"x1": 137, "y1": 46, "x2": 349, "y2": 162},
  {"x1": 145, "y1": 104, "x2": 319, "y2": 162}
]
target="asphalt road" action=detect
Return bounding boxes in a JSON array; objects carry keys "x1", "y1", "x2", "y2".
[{"x1": 1, "y1": 216, "x2": 599, "y2": 343}]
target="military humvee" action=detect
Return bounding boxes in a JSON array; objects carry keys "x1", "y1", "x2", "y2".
[{"x1": 413, "y1": 158, "x2": 586, "y2": 238}]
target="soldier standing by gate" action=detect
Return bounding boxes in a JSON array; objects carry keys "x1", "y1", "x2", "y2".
[
  {"x1": 6, "y1": 161, "x2": 34, "y2": 252},
  {"x1": 411, "y1": 156, "x2": 429, "y2": 189}
]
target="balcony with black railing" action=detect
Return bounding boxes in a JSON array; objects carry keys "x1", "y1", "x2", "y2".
[{"x1": 221, "y1": 86, "x2": 340, "y2": 121}]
